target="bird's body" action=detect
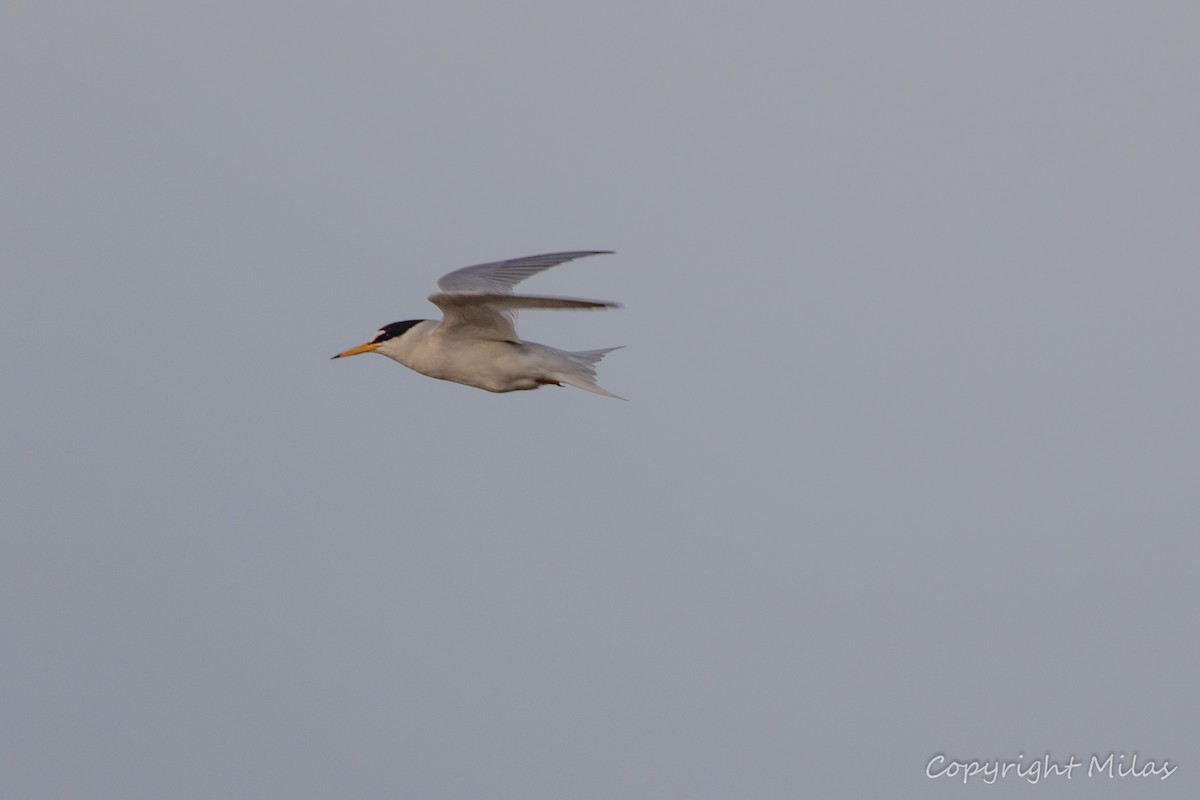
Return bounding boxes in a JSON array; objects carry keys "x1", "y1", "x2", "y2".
[{"x1": 334, "y1": 251, "x2": 624, "y2": 398}]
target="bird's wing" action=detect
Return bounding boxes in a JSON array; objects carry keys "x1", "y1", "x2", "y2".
[
  {"x1": 435, "y1": 251, "x2": 613, "y2": 294},
  {"x1": 428, "y1": 293, "x2": 620, "y2": 341}
]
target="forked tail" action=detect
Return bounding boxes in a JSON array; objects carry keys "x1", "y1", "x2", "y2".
[{"x1": 559, "y1": 346, "x2": 625, "y2": 399}]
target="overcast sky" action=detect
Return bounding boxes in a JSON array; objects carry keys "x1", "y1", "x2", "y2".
[{"x1": 2, "y1": 3, "x2": 1197, "y2": 798}]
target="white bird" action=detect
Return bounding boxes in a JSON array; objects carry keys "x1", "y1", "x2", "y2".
[{"x1": 333, "y1": 251, "x2": 624, "y2": 398}]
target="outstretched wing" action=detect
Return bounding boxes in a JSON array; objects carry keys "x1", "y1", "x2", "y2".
[
  {"x1": 430, "y1": 250, "x2": 616, "y2": 340},
  {"x1": 429, "y1": 293, "x2": 620, "y2": 342},
  {"x1": 435, "y1": 251, "x2": 613, "y2": 294}
]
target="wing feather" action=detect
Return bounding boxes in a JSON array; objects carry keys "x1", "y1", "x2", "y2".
[
  {"x1": 429, "y1": 293, "x2": 620, "y2": 341},
  {"x1": 429, "y1": 250, "x2": 616, "y2": 340},
  {"x1": 435, "y1": 251, "x2": 613, "y2": 294}
]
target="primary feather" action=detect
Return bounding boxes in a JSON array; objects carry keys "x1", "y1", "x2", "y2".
[{"x1": 436, "y1": 251, "x2": 614, "y2": 294}]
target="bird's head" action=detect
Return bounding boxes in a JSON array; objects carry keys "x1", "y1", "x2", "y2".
[{"x1": 332, "y1": 320, "x2": 424, "y2": 359}]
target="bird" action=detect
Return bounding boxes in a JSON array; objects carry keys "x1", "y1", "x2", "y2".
[{"x1": 333, "y1": 250, "x2": 624, "y2": 398}]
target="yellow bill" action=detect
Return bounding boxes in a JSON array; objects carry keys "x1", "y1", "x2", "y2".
[{"x1": 331, "y1": 342, "x2": 378, "y2": 359}]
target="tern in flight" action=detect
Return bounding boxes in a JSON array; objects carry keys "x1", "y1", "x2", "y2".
[{"x1": 333, "y1": 251, "x2": 624, "y2": 398}]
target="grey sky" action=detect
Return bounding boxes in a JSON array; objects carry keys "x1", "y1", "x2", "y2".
[{"x1": 2, "y1": 3, "x2": 1197, "y2": 798}]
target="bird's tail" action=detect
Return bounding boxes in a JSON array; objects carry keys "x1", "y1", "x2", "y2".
[{"x1": 558, "y1": 346, "x2": 625, "y2": 400}]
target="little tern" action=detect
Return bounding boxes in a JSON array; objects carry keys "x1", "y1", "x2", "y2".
[{"x1": 333, "y1": 251, "x2": 624, "y2": 398}]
